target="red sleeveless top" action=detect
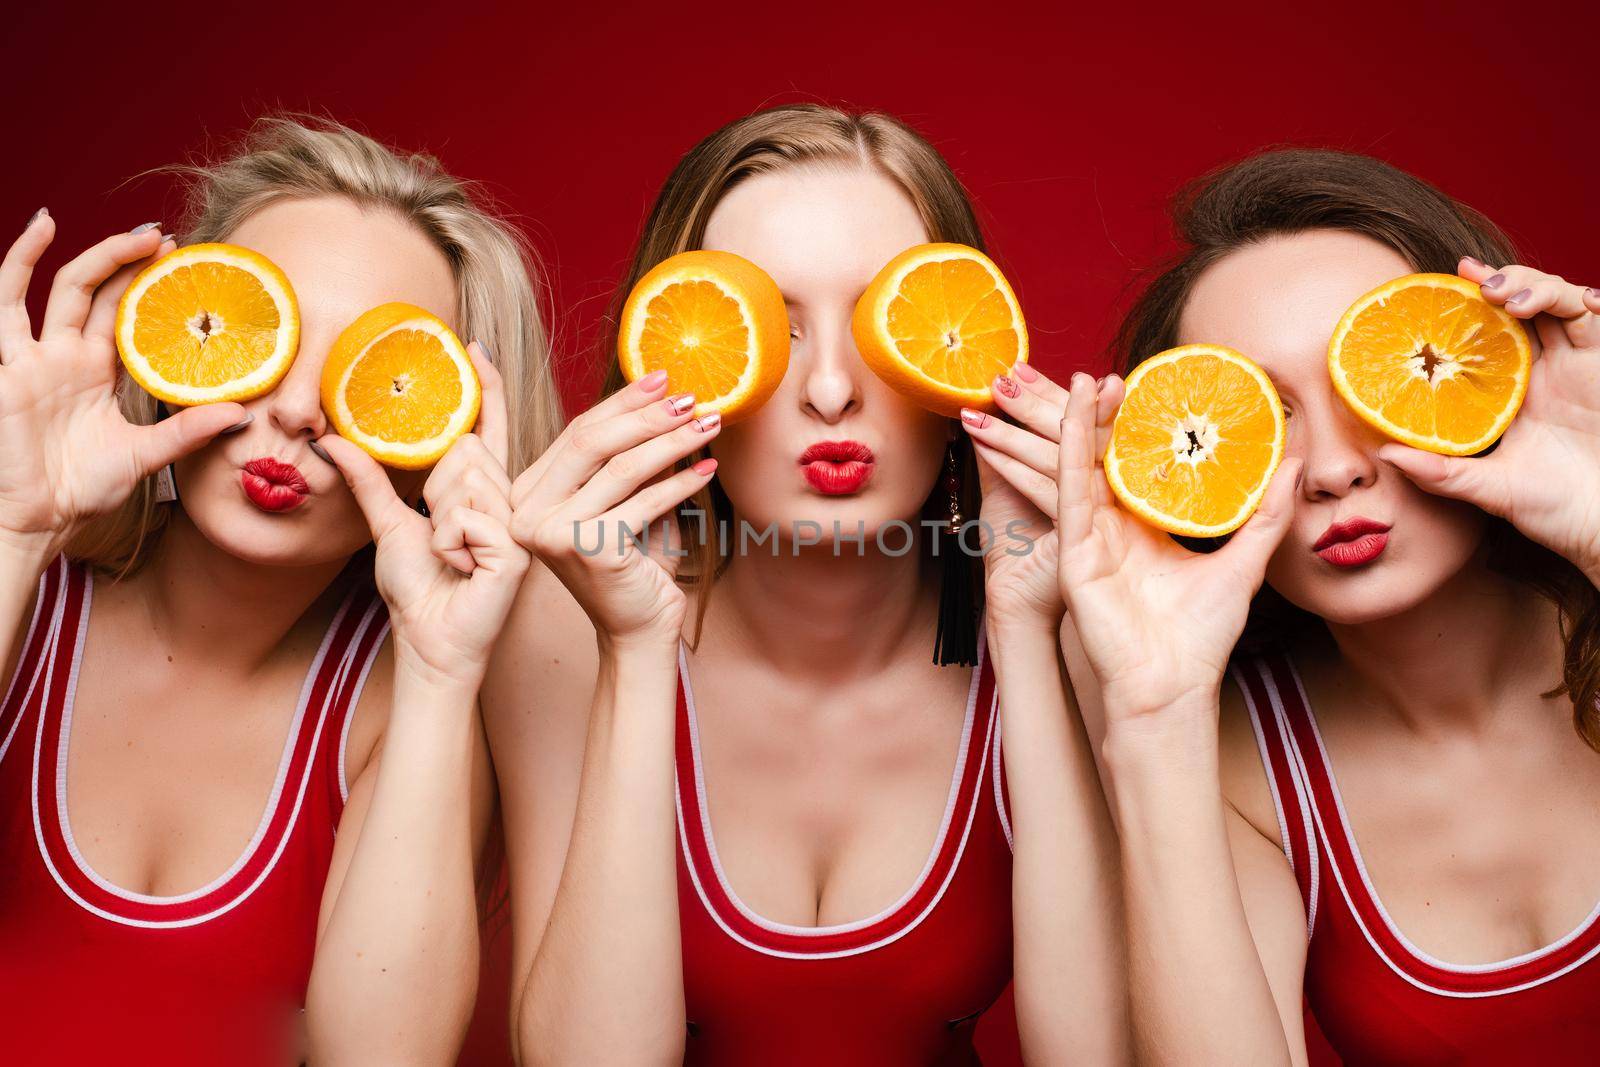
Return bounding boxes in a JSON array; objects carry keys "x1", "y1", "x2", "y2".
[
  {"x1": 1233, "y1": 652, "x2": 1600, "y2": 1066},
  {"x1": 0, "y1": 558, "x2": 389, "y2": 1066},
  {"x1": 673, "y1": 632, "x2": 1015, "y2": 1066}
]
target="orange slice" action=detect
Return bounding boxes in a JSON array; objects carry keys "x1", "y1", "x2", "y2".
[
  {"x1": 321, "y1": 303, "x2": 481, "y2": 470},
  {"x1": 1106, "y1": 344, "x2": 1286, "y2": 538},
  {"x1": 1328, "y1": 273, "x2": 1531, "y2": 456},
  {"x1": 852, "y1": 243, "x2": 1027, "y2": 417},
  {"x1": 115, "y1": 243, "x2": 299, "y2": 406},
  {"x1": 618, "y1": 250, "x2": 789, "y2": 424}
]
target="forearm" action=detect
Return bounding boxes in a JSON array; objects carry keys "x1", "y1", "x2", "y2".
[
  {"x1": 306, "y1": 664, "x2": 481, "y2": 1067},
  {"x1": 517, "y1": 637, "x2": 685, "y2": 1066},
  {"x1": 1104, "y1": 706, "x2": 1291, "y2": 1066},
  {"x1": 990, "y1": 614, "x2": 1129, "y2": 1064}
]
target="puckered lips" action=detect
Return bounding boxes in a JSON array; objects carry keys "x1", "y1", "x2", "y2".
[
  {"x1": 1312, "y1": 516, "x2": 1391, "y2": 567},
  {"x1": 241, "y1": 457, "x2": 311, "y2": 514},
  {"x1": 799, "y1": 440, "x2": 875, "y2": 496}
]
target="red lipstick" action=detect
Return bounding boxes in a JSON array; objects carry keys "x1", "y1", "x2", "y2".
[
  {"x1": 241, "y1": 458, "x2": 311, "y2": 514},
  {"x1": 1313, "y1": 517, "x2": 1391, "y2": 567},
  {"x1": 799, "y1": 440, "x2": 875, "y2": 495}
]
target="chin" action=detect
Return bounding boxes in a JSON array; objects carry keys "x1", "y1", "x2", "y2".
[
  {"x1": 1272, "y1": 556, "x2": 1461, "y2": 627},
  {"x1": 185, "y1": 501, "x2": 365, "y2": 570}
]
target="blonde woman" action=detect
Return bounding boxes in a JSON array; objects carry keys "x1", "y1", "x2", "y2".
[
  {"x1": 0, "y1": 118, "x2": 558, "y2": 1065},
  {"x1": 487, "y1": 105, "x2": 1125, "y2": 1064}
]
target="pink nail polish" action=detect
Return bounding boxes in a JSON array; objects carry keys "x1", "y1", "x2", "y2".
[
  {"x1": 692, "y1": 458, "x2": 718, "y2": 476},
  {"x1": 995, "y1": 376, "x2": 1019, "y2": 398},
  {"x1": 666, "y1": 393, "x2": 695, "y2": 416},
  {"x1": 1012, "y1": 362, "x2": 1039, "y2": 383},
  {"x1": 960, "y1": 408, "x2": 988, "y2": 429},
  {"x1": 1483, "y1": 273, "x2": 1506, "y2": 290},
  {"x1": 1461, "y1": 256, "x2": 1485, "y2": 270},
  {"x1": 638, "y1": 369, "x2": 669, "y2": 391},
  {"x1": 1507, "y1": 287, "x2": 1533, "y2": 306},
  {"x1": 694, "y1": 412, "x2": 721, "y2": 432}
]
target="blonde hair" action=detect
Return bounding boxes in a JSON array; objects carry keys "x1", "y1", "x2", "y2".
[
  {"x1": 596, "y1": 104, "x2": 988, "y2": 645},
  {"x1": 70, "y1": 116, "x2": 563, "y2": 574}
]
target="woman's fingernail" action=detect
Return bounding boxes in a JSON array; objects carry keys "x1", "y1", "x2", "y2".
[
  {"x1": 693, "y1": 412, "x2": 721, "y2": 432},
  {"x1": 960, "y1": 408, "x2": 989, "y2": 429},
  {"x1": 1507, "y1": 287, "x2": 1533, "y2": 306},
  {"x1": 1012, "y1": 362, "x2": 1039, "y2": 383},
  {"x1": 308, "y1": 439, "x2": 334, "y2": 464},
  {"x1": 221, "y1": 413, "x2": 254, "y2": 434},
  {"x1": 1587, "y1": 287, "x2": 1598, "y2": 304},
  {"x1": 1482, "y1": 273, "x2": 1506, "y2": 290},
  {"x1": 995, "y1": 375, "x2": 1019, "y2": 398},
  {"x1": 130, "y1": 221, "x2": 160, "y2": 235},
  {"x1": 473, "y1": 339, "x2": 494, "y2": 364},
  {"x1": 160, "y1": 233, "x2": 175, "y2": 245},
  {"x1": 1461, "y1": 256, "x2": 1485, "y2": 270},
  {"x1": 692, "y1": 458, "x2": 718, "y2": 476},
  {"x1": 666, "y1": 393, "x2": 695, "y2": 416},
  {"x1": 637, "y1": 369, "x2": 669, "y2": 392},
  {"x1": 26, "y1": 207, "x2": 47, "y2": 227}
]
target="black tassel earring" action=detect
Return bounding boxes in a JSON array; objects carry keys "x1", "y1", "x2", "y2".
[{"x1": 933, "y1": 443, "x2": 977, "y2": 667}]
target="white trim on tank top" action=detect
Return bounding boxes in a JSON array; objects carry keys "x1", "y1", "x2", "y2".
[{"x1": 31, "y1": 578, "x2": 377, "y2": 928}]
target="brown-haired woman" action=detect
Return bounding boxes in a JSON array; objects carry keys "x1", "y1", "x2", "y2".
[
  {"x1": 0, "y1": 118, "x2": 556, "y2": 1064},
  {"x1": 1050, "y1": 148, "x2": 1600, "y2": 1064},
  {"x1": 485, "y1": 104, "x2": 1127, "y2": 1064}
]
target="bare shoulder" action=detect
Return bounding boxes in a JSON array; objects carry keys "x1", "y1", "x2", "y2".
[
  {"x1": 342, "y1": 634, "x2": 395, "y2": 786},
  {"x1": 3, "y1": 566, "x2": 48, "y2": 703},
  {"x1": 1218, "y1": 666, "x2": 1283, "y2": 851},
  {"x1": 482, "y1": 560, "x2": 601, "y2": 760}
]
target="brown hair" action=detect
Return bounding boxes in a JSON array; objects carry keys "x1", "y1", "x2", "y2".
[
  {"x1": 1116, "y1": 147, "x2": 1600, "y2": 748},
  {"x1": 597, "y1": 103, "x2": 988, "y2": 649},
  {"x1": 68, "y1": 115, "x2": 564, "y2": 576}
]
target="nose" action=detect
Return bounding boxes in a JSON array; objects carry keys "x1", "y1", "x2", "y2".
[
  {"x1": 798, "y1": 317, "x2": 863, "y2": 424},
  {"x1": 264, "y1": 341, "x2": 330, "y2": 441},
  {"x1": 1298, "y1": 395, "x2": 1380, "y2": 501}
]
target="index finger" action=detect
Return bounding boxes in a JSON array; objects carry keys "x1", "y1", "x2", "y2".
[
  {"x1": 317, "y1": 434, "x2": 415, "y2": 543},
  {"x1": 41, "y1": 225, "x2": 166, "y2": 340},
  {"x1": 1057, "y1": 373, "x2": 1100, "y2": 547},
  {"x1": 0, "y1": 208, "x2": 54, "y2": 355},
  {"x1": 518, "y1": 367, "x2": 671, "y2": 488},
  {"x1": 469, "y1": 341, "x2": 510, "y2": 471}
]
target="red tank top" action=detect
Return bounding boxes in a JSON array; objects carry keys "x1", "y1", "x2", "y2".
[
  {"x1": 0, "y1": 557, "x2": 389, "y2": 1066},
  {"x1": 1233, "y1": 652, "x2": 1600, "y2": 1066},
  {"x1": 673, "y1": 631, "x2": 1015, "y2": 1066}
]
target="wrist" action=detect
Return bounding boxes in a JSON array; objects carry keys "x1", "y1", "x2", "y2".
[
  {"x1": 595, "y1": 628, "x2": 679, "y2": 671},
  {"x1": 985, "y1": 596, "x2": 1064, "y2": 636},
  {"x1": 0, "y1": 527, "x2": 60, "y2": 575},
  {"x1": 392, "y1": 639, "x2": 487, "y2": 698},
  {"x1": 1101, "y1": 689, "x2": 1221, "y2": 776}
]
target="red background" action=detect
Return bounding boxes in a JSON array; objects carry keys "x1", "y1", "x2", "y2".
[
  {"x1": 9, "y1": 2, "x2": 1589, "y2": 1064},
  {"x1": 11, "y1": 2, "x2": 1595, "y2": 414}
]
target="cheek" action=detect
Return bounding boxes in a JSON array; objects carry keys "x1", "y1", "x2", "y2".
[{"x1": 170, "y1": 449, "x2": 377, "y2": 563}]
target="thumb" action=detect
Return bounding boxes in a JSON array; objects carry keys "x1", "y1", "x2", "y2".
[
  {"x1": 1377, "y1": 444, "x2": 1504, "y2": 515},
  {"x1": 1219, "y1": 458, "x2": 1302, "y2": 577},
  {"x1": 129, "y1": 402, "x2": 248, "y2": 478},
  {"x1": 316, "y1": 435, "x2": 413, "y2": 541}
]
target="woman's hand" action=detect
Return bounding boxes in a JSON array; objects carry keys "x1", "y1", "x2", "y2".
[
  {"x1": 1054, "y1": 373, "x2": 1302, "y2": 725},
  {"x1": 1381, "y1": 260, "x2": 1600, "y2": 581},
  {"x1": 319, "y1": 345, "x2": 529, "y2": 690},
  {"x1": 0, "y1": 213, "x2": 247, "y2": 562},
  {"x1": 961, "y1": 365, "x2": 1118, "y2": 630},
  {"x1": 509, "y1": 371, "x2": 719, "y2": 648}
]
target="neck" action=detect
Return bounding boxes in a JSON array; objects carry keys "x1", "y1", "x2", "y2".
[
  {"x1": 128, "y1": 510, "x2": 353, "y2": 675},
  {"x1": 705, "y1": 529, "x2": 938, "y2": 680},
  {"x1": 1322, "y1": 557, "x2": 1562, "y2": 736}
]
